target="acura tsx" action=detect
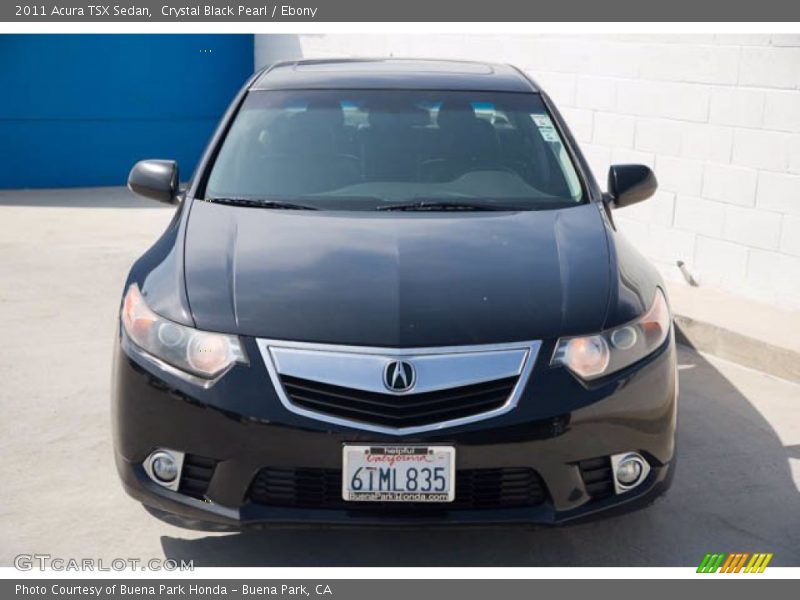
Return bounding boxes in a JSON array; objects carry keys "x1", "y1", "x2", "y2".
[{"x1": 112, "y1": 58, "x2": 677, "y2": 527}]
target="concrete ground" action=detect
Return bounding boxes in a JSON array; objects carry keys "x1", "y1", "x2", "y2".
[
  {"x1": 0, "y1": 187, "x2": 798, "y2": 567},
  {"x1": 668, "y1": 282, "x2": 800, "y2": 383}
]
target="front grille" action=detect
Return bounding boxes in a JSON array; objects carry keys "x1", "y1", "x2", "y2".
[
  {"x1": 578, "y1": 456, "x2": 615, "y2": 500},
  {"x1": 279, "y1": 375, "x2": 518, "y2": 428},
  {"x1": 249, "y1": 466, "x2": 547, "y2": 511},
  {"x1": 178, "y1": 454, "x2": 217, "y2": 499}
]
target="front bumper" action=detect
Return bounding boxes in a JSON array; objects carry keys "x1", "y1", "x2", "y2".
[{"x1": 112, "y1": 333, "x2": 678, "y2": 527}]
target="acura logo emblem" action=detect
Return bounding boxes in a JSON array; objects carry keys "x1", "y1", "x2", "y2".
[{"x1": 383, "y1": 360, "x2": 415, "y2": 392}]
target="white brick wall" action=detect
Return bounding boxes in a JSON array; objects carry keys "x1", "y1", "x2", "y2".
[
  {"x1": 702, "y1": 163, "x2": 757, "y2": 206},
  {"x1": 255, "y1": 34, "x2": 800, "y2": 309}
]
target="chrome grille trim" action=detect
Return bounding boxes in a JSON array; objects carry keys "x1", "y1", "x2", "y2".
[{"x1": 256, "y1": 338, "x2": 541, "y2": 435}]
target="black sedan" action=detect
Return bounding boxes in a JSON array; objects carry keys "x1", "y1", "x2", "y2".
[{"x1": 113, "y1": 58, "x2": 677, "y2": 527}]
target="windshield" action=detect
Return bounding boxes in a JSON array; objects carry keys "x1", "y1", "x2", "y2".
[{"x1": 204, "y1": 89, "x2": 585, "y2": 211}]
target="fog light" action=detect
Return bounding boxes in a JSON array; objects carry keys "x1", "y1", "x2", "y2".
[
  {"x1": 143, "y1": 449, "x2": 184, "y2": 491},
  {"x1": 616, "y1": 457, "x2": 642, "y2": 485},
  {"x1": 151, "y1": 452, "x2": 178, "y2": 482},
  {"x1": 610, "y1": 452, "x2": 650, "y2": 493}
]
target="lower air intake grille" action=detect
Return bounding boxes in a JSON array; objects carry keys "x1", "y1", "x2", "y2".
[
  {"x1": 178, "y1": 454, "x2": 217, "y2": 499},
  {"x1": 578, "y1": 456, "x2": 615, "y2": 500},
  {"x1": 279, "y1": 375, "x2": 518, "y2": 428},
  {"x1": 249, "y1": 467, "x2": 547, "y2": 511}
]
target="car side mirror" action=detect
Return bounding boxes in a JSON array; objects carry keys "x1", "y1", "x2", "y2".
[
  {"x1": 606, "y1": 164, "x2": 657, "y2": 208},
  {"x1": 128, "y1": 160, "x2": 179, "y2": 204}
]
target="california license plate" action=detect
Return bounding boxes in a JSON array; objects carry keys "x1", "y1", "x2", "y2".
[{"x1": 342, "y1": 445, "x2": 455, "y2": 502}]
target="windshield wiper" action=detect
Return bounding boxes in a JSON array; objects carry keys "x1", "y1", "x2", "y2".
[
  {"x1": 205, "y1": 197, "x2": 319, "y2": 210},
  {"x1": 375, "y1": 200, "x2": 518, "y2": 212}
]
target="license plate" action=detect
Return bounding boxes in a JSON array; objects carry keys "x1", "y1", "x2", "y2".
[{"x1": 342, "y1": 445, "x2": 455, "y2": 502}]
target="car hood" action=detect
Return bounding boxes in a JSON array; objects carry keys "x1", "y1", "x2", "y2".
[{"x1": 183, "y1": 201, "x2": 611, "y2": 347}]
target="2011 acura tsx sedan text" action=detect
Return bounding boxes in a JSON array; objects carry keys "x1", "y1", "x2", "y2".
[{"x1": 112, "y1": 58, "x2": 677, "y2": 527}]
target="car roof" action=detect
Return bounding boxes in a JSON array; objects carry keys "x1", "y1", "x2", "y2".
[{"x1": 250, "y1": 58, "x2": 539, "y2": 93}]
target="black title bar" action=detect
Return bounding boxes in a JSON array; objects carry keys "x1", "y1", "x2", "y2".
[{"x1": 4, "y1": 0, "x2": 800, "y2": 22}]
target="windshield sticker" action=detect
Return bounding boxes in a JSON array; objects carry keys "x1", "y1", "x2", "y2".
[
  {"x1": 531, "y1": 114, "x2": 552, "y2": 128},
  {"x1": 531, "y1": 113, "x2": 559, "y2": 142}
]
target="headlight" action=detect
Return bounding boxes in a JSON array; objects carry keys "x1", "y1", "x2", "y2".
[
  {"x1": 551, "y1": 288, "x2": 671, "y2": 380},
  {"x1": 121, "y1": 283, "x2": 246, "y2": 379}
]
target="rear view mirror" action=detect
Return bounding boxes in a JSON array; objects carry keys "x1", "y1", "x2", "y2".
[
  {"x1": 607, "y1": 164, "x2": 657, "y2": 208},
  {"x1": 128, "y1": 160, "x2": 179, "y2": 204}
]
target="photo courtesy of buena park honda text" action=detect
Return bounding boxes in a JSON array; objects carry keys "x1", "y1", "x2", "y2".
[{"x1": 0, "y1": 0, "x2": 798, "y2": 595}]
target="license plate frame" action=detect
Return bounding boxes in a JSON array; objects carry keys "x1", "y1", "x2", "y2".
[{"x1": 341, "y1": 445, "x2": 456, "y2": 503}]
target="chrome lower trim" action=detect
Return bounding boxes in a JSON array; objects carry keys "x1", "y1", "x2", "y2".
[{"x1": 256, "y1": 338, "x2": 541, "y2": 435}]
